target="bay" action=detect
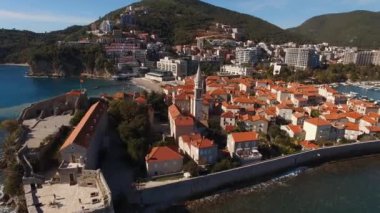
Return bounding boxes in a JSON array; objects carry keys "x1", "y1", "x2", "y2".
[{"x1": 0, "y1": 65, "x2": 142, "y2": 120}]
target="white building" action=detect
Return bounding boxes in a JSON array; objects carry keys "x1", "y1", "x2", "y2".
[
  {"x1": 356, "y1": 51, "x2": 373, "y2": 66},
  {"x1": 178, "y1": 133, "x2": 218, "y2": 165},
  {"x1": 156, "y1": 57, "x2": 188, "y2": 80},
  {"x1": 145, "y1": 146, "x2": 183, "y2": 177},
  {"x1": 226, "y1": 131, "x2": 262, "y2": 162},
  {"x1": 235, "y1": 47, "x2": 260, "y2": 64},
  {"x1": 272, "y1": 63, "x2": 287, "y2": 75},
  {"x1": 343, "y1": 50, "x2": 378, "y2": 66},
  {"x1": 220, "y1": 64, "x2": 254, "y2": 76},
  {"x1": 303, "y1": 118, "x2": 331, "y2": 142},
  {"x1": 342, "y1": 51, "x2": 357, "y2": 64},
  {"x1": 220, "y1": 111, "x2": 236, "y2": 130},
  {"x1": 190, "y1": 65, "x2": 205, "y2": 121},
  {"x1": 285, "y1": 48, "x2": 318, "y2": 70},
  {"x1": 373, "y1": 51, "x2": 380, "y2": 66},
  {"x1": 99, "y1": 20, "x2": 113, "y2": 33},
  {"x1": 276, "y1": 104, "x2": 293, "y2": 121}
]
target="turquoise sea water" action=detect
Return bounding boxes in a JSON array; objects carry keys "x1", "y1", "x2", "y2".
[{"x1": 0, "y1": 65, "x2": 141, "y2": 120}]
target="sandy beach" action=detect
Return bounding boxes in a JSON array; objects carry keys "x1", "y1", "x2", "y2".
[{"x1": 131, "y1": 77, "x2": 163, "y2": 93}]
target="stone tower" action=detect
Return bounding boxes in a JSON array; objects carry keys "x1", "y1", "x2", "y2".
[{"x1": 193, "y1": 64, "x2": 203, "y2": 121}]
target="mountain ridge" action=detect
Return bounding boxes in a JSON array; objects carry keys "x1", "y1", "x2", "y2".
[
  {"x1": 96, "y1": 0, "x2": 305, "y2": 45},
  {"x1": 288, "y1": 10, "x2": 380, "y2": 48}
]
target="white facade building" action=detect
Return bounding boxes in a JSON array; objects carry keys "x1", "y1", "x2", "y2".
[
  {"x1": 285, "y1": 48, "x2": 318, "y2": 70},
  {"x1": 156, "y1": 57, "x2": 188, "y2": 80},
  {"x1": 220, "y1": 64, "x2": 253, "y2": 76},
  {"x1": 303, "y1": 118, "x2": 331, "y2": 142},
  {"x1": 235, "y1": 47, "x2": 260, "y2": 64},
  {"x1": 343, "y1": 50, "x2": 379, "y2": 66},
  {"x1": 99, "y1": 20, "x2": 113, "y2": 33}
]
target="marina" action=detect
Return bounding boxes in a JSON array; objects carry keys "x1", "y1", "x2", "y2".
[{"x1": 332, "y1": 82, "x2": 380, "y2": 104}]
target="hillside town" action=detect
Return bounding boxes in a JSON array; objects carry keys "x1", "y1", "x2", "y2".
[
  {"x1": 2, "y1": 4, "x2": 380, "y2": 213},
  {"x1": 56, "y1": 5, "x2": 380, "y2": 82}
]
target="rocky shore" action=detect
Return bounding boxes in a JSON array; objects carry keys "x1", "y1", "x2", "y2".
[{"x1": 185, "y1": 167, "x2": 307, "y2": 211}]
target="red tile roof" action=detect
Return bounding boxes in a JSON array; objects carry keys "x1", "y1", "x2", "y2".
[
  {"x1": 210, "y1": 88, "x2": 228, "y2": 96},
  {"x1": 66, "y1": 90, "x2": 82, "y2": 96},
  {"x1": 175, "y1": 116, "x2": 194, "y2": 126},
  {"x1": 345, "y1": 122, "x2": 360, "y2": 131},
  {"x1": 367, "y1": 126, "x2": 380, "y2": 132},
  {"x1": 299, "y1": 141, "x2": 319, "y2": 150},
  {"x1": 221, "y1": 111, "x2": 235, "y2": 118},
  {"x1": 305, "y1": 118, "x2": 331, "y2": 126},
  {"x1": 230, "y1": 131, "x2": 259, "y2": 143},
  {"x1": 361, "y1": 116, "x2": 377, "y2": 125},
  {"x1": 345, "y1": 111, "x2": 362, "y2": 120},
  {"x1": 145, "y1": 146, "x2": 183, "y2": 162},
  {"x1": 323, "y1": 113, "x2": 347, "y2": 121},
  {"x1": 169, "y1": 104, "x2": 181, "y2": 119},
  {"x1": 225, "y1": 125, "x2": 235, "y2": 133},
  {"x1": 181, "y1": 133, "x2": 215, "y2": 149},
  {"x1": 60, "y1": 101, "x2": 107, "y2": 151},
  {"x1": 287, "y1": 124, "x2": 303, "y2": 134},
  {"x1": 135, "y1": 96, "x2": 147, "y2": 105}
]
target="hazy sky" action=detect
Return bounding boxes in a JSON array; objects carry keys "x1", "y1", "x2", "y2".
[{"x1": 0, "y1": 0, "x2": 379, "y2": 32}]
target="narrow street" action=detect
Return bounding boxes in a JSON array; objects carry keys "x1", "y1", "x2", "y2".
[{"x1": 100, "y1": 128, "x2": 135, "y2": 212}]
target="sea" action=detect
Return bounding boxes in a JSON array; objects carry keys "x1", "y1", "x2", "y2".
[
  {"x1": 2, "y1": 65, "x2": 380, "y2": 212},
  {"x1": 0, "y1": 65, "x2": 142, "y2": 120},
  {"x1": 191, "y1": 155, "x2": 380, "y2": 213}
]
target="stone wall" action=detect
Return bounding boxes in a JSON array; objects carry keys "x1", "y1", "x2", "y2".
[
  {"x1": 85, "y1": 110, "x2": 108, "y2": 170},
  {"x1": 78, "y1": 169, "x2": 114, "y2": 213},
  {"x1": 135, "y1": 140, "x2": 380, "y2": 205},
  {"x1": 18, "y1": 93, "x2": 87, "y2": 121}
]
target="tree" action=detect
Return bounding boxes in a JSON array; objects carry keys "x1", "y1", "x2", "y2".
[
  {"x1": 311, "y1": 109, "x2": 320, "y2": 118},
  {"x1": 0, "y1": 120, "x2": 18, "y2": 133},
  {"x1": 126, "y1": 138, "x2": 149, "y2": 163},
  {"x1": 70, "y1": 110, "x2": 85, "y2": 126},
  {"x1": 267, "y1": 124, "x2": 281, "y2": 142},
  {"x1": 183, "y1": 160, "x2": 200, "y2": 177}
]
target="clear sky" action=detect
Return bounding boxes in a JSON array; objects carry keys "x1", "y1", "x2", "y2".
[{"x1": 0, "y1": 0, "x2": 379, "y2": 32}]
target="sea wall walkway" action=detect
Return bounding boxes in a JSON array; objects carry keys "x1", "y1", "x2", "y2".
[{"x1": 132, "y1": 140, "x2": 380, "y2": 205}]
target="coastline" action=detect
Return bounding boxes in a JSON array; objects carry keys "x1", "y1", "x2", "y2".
[
  {"x1": 0, "y1": 63, "x2": 29, "y2": 67},
  {"x1": 131, "y1": 77, "x2": 163, "y2": 93},
  {"x1": 185, "y1": 167, "x2": 307, "y2": 211},
  {"x1": 185, "y1": 154, "x2": 380, "y2": 213},
  {"x1": 135, "y1": 140, "x2": 380, "y2": 208}
]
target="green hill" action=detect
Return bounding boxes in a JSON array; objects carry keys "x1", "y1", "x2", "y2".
[
  {"x1": 0, "y1": 0, "x2": 308, "y2": 66},
  {"x1": 288, "y1": 10, "x2": 380, "y2": 48},
  {"x1": 101, "y1": 0, "x2": 305, "y2": 45},
  {"x1": 0, "y1": 26, "x2": 87, "y2": 63}
]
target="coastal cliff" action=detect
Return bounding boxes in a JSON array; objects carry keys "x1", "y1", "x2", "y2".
[
  {"x1": 26, "y1": 44, "x2": 115, "y2": 78},
  {"x1": 28, "y1": 61, "x2": 113, "y2": 79}
]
